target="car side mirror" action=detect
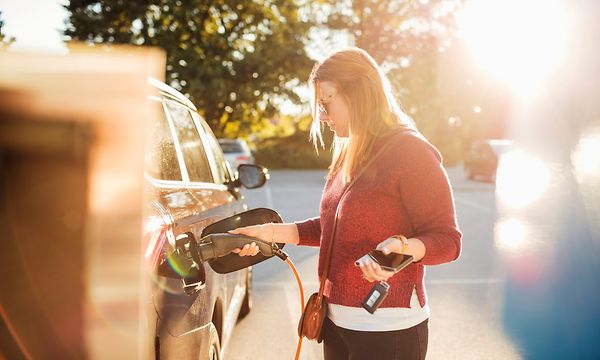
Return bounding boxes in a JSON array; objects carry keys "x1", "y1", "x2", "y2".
[{"x1": 228, "y1": 164, "x2": 269, "y2": 189}]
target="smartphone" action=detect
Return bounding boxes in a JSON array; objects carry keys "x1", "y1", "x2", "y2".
[{"x1": 367, "y1": 250, "x2": 413, "y2": 273}]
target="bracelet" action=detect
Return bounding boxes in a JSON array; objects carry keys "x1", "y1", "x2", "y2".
[{"x1": 392, "y1": 235, "x2": 409, "y2": 254}]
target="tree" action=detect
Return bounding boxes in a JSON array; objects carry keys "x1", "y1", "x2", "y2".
[
  {"x1": 321, "y1": 0, "x2": 503, "y2": 164},
  {"x1": 64, "y1": 0, "x2": 314, "y2": 137},
  {"x1": 325, "y1": 0, "x2": 458, "y2": 64},
  {"x1": 0, "y1": 10, "x2": 15, "y2": 50}
]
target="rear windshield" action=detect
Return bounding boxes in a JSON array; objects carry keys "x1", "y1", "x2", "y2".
[{"x1": 219, "y1": 142, "x2": 244, "y2": 153}]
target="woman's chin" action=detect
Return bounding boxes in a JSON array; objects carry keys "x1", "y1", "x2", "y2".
[{"x1": 328, "y1": 124, "x2": 349, "y2": 137}]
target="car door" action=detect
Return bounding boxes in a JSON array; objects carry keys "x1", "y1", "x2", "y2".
[
  {"x1": 190, "y1": 111, "x2": 249, "y2": 339},
  {"x1": 149, "y1": 99, "x2": 231, "y2": 337},
  {"x1": 144, "y1": 97, "x2": 215, "y2": 347}
]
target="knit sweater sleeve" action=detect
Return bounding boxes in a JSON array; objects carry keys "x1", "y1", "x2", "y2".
[
  {"x1": 396, "y1": 134, "x2": 462, "y2": 265},
  {"x1": 294, "y1": 217, "x2": 321, "y2": 247}
]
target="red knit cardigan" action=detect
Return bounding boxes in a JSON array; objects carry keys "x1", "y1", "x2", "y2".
[{"x1": 295, "y1": 129, "x2": 462, "y2": 308}]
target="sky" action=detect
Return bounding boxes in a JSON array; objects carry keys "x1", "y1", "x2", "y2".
[
  {"x1": 0, "y1": 0, "x2": 317, "y2": 115},
  {"x1": 0, "y1": 0, "x2": 68, "y2": 53}
]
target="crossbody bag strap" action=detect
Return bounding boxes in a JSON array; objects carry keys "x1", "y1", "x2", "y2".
[{"x1": 316, "y1": 133, "x2": 401, "y2": 300}]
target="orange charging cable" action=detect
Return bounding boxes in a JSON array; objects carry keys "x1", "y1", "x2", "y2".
[{"x1": 285, "y1": 257, "x2": 305, "y2": 360}]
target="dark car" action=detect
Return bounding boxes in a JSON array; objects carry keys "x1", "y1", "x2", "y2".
[
  {"x1": 464, "y1": 139, "x2": 513, "y2": 182},
  {"x1": 143, "y1": 78, "x2": 268, "y2": 359}
]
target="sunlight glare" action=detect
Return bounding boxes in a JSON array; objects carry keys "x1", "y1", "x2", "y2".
[
  {"x1": 495, "y1": 218, "x2": 527, "y2": 251},
  {"x1": 496, "y1": 150, "x2": 552, "y2": 209},
  {"x1": 573, "y1": 131, "x2": 600, "y2": 181},
  {"x1": 457, "y1": 0, "x2": 572, "y2": 98}
]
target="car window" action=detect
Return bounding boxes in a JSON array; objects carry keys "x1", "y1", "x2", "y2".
[
  {"x1": 194, "y1": 112, "x2": 232, "y2": 183},
  {"x1": 164, "y1": 101, "x2": 213, "y2": 183},
  {"x1": 145, "y1": 101, "x2": 182, "y2": 181},
  {"x1": 219, "y1": 141, "x2": 244, "y2": 153}
]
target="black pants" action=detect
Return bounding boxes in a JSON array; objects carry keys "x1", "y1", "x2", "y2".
[{"x1": 323, "y1": 317, "x2": 429, "y2": 360}]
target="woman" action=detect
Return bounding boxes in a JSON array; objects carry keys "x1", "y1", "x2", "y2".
[{"x1": 231, "y1": 47, "x2": 461, "y2": 360}]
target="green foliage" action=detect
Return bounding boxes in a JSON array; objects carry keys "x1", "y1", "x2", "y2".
[
  {"x1": 0, "y1": 10, "x2": 15, "y2": 50},
  {"x1": 63, "y1": 0, "x2": 314, "y2": 137},
  {"x1": 254, "y1": 127, "x2": 333, "y2": 169},
  {"x1": 325, "y1": 0, "x2": 459, "y2": 64}
]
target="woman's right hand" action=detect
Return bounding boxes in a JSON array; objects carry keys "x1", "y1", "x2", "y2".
[{"x1": 228, "y1": 224, "x2": 273, "y2": 256}]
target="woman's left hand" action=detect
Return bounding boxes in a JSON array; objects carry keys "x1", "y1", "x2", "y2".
[
  {"x1": 375, "y1": 237, "x2": 405, "y2": 254},
  {"x1": 355, "y1": 254, "x2": 395, "y2": 282}
]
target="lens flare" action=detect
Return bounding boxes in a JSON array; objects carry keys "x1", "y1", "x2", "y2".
[
  {"x1": 495, "y1": 218, "x2": 527, "y2": 251},
  {"x1": 573, "y1": 130, "x2": 600, "y2": 181},
  {"x1": 457, "y1": 0, "x2": 572, "y2": 98},
  {"x1": 496, "y1": 150, "x2": 552, "y2": 209}
]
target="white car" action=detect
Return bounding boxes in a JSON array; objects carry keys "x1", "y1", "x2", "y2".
[{"x1": 218, "y1": 138, "x2": 255, "y2": 172}]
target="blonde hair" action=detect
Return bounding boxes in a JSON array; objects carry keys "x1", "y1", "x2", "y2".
[{"x1": 309, "y1": 47, "x2": 413, "y2": 183}]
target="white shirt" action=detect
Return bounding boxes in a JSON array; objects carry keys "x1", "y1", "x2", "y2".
[{"x1": 327, "y1": 288, "x2": 430, "y2": 331}]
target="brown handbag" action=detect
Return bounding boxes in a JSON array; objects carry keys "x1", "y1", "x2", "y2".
[{"x1": 297, "y1": 135, "x2": 399, "y2": 342}]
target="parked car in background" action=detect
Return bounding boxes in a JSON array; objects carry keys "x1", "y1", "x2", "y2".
[
  {"x1": 144, "y1": 78, "x2": 268, "y2": 359},
  {"x1": 218, "y1": 138, "x2": 255, "y2": 172},
  {"x1": 464, "y1": 139, "x2": 513, "y2": 182}
]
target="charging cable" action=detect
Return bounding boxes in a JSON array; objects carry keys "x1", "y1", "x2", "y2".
[
  {"x1": 183, "y1": 233, "x2": 307, "y2": 359},
  {"x1": 272, "y1": 249, "x2": 305, "y2": 360}
]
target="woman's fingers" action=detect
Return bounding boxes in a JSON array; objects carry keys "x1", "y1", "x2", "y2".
[
  {"x1": 372, "y1": 264, "x2": 394, "y2": 281},
  {"x1": 229, "y1": 225, "x2": 267, "y2": 257},
  {"x1": 228, "y1": 226, "x2": 255, "y2": 236},
  {"x1": 355, "y1": 256, "x2": 395, "y2": 282},
  {"x1": 356, "y1": 257, "x2": 389, "y2": 282},
  {"x1": 376, "y1": 237, "x2": 402, "y2": 255},
  {"x1": 368, "y1": 262, "x2": 390, "y2": 281},
  {"x1": 228, "y1": 224, "x2": 267, "y2": 240},
  {"x1": 232, "y1": 242, "x2": 260, "y2": 256}
]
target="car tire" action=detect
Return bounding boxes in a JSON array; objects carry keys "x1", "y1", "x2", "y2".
[
  {"x1": 207, "y1": 322, "x2": 221, "y2": 360},
  {"x1": 238, "y1": 268, "x2": 252, "y2": 319}
]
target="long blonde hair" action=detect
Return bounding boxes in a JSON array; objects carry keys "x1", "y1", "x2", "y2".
[{"x1": 309, "y1": 47, "x2": 414, "y2": 183}]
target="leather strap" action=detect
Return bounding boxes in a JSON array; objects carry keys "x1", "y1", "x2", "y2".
[{"x1": 316, "y1": 133, "x2": 400, "y2": 304}]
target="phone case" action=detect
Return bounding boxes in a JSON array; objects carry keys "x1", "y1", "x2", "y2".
[{"x1": 368, "y1": 251, "x2": 413, "y2": 273}]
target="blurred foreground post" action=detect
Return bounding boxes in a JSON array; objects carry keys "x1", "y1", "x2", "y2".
[{"x1": 0, "y1": 45, "x2": 164, "y2": 358}]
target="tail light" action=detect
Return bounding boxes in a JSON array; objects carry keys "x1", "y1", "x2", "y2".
[
  {"x1": 235, "y1": 155, "x2": 250, "y2": 162},
  {"x1": 143, "y1": 215, "x2": 205, "y2": 293},
  {"x1": 143, "y1": 215, "x2": 173, "y2": 271}
]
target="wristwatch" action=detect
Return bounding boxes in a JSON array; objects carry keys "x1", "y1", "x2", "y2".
[{"x1": 392, "y1": 235, "x2": 410, "y2": 254}]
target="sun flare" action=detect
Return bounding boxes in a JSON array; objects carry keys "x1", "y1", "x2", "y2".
[
  {"x1": 496, "y1": 150, "x2": 552, "y2": 209},
  {"x1": 495, "y1": 218, "x2": 527, "y2": 251},
  {"x1": 457, "y1": 0, "x2": 572, "y2": 98}
]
